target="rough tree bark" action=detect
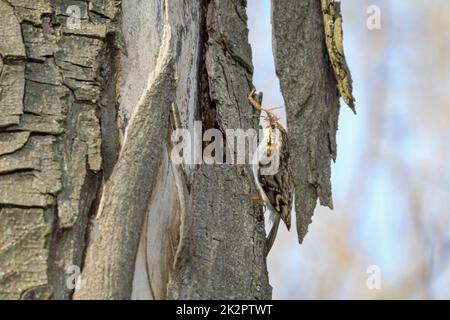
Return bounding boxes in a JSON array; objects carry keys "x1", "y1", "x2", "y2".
[
  {"x1": 272, "y1": 0, "x2": 341, "y2": 243},
  {"x1": 0, "y1": 0, "x2": 345, "y2": 299},
  {"x1": 0, "y1": 0, "x2": 122, "y2": 299}
]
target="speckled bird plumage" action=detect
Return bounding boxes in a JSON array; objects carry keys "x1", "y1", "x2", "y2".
[{"x1": 249, "y1": 90, "x2": 294, "y2": 255}]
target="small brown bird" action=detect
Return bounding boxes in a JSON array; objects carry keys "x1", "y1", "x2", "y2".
[{"x1": 248, "y1": 89, "x2": 294, "y2": 255}]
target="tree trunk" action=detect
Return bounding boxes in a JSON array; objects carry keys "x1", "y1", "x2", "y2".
[{"x1": 0, "y1": 0, "x2": 344, "y2": 299}]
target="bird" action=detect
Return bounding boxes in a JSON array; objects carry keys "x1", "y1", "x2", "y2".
[{"x1": 248, "y1": 89, "x2": 294, "y2": 255}]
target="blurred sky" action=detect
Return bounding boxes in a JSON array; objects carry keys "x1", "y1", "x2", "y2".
[{"x1": 247, "y1": 0, "x2": 450, "y2": 299}]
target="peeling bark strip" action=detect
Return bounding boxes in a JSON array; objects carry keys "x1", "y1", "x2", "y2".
[
  {"x1": 321, "y1": 0, "x2": 355, "y2": 112},
  {"x1": 0, "y1": 0, "x2": 122, "y2": 299},
  {"x1": 73, "y1": 25, "x2": 176, "y2": 300},
  {"x1": 127, "y1": 0, "x2": 203, "y2": 300},
  {"x1": 272, "y1": 0, "x2": 342, "y2": 242}
]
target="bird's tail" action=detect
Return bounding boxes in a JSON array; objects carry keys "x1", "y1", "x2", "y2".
[{"x1": 265, "y1": 214, "x2": 281, "y2": 256}]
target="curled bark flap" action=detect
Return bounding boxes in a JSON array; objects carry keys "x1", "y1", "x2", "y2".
[{"x1": 73, "y1": 24, "x2": 176, "y2": 300}]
